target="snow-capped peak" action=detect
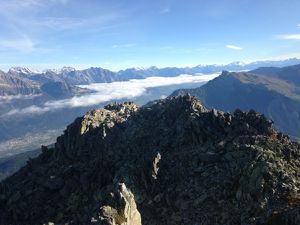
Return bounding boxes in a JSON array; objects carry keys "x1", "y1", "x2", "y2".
[
  {"x1": 132, "y1": 66, "x2": 153, "y2": 71},
  {"x1": 60, "y1": 66, "x2": 76, "y2": 73},
  {"x1": 8, "y1": 67, "x2": 36, "y2": 74}
]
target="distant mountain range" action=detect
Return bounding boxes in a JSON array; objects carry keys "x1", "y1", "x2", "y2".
[
  {"x1": 2, "y1": 67, "x2": 94, "y2": 98},
  {"x1": 1, "y1": 58, "x2": 300, "y2": 96},
  {"x1": 172, "y1": 63, "x2": 300, "y2": 139},
  {"x1": 117, "y1": 58, "x2": 300, "y2": 79}
]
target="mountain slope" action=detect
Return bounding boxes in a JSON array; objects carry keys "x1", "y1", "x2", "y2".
[
  {"x1": 40, "y1": 81, "x2": 90, "y2": 99},
  {"x1": 0, "y1": 70, "x2": 40, "y2": 95},
  {"x1": 33, "y1": 67, "x2": 118, "y2": 85},
  {"x1": 1, "y1": 95, "x2": 300, "y2": 225},
  {"x1": 172, "y1": 71, "x2": 300, "y2": 139},
  {"x1": 0, "y1": 149, "x2": 41, "y2": 181},
  {"x1": 251, "y1": 63, "x2": 300, "y2": 86}
]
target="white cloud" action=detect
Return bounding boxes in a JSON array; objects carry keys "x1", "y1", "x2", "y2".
[
  {"x1": 3, "y1": 74, "x2": 219, "y2": 116},
  {"x1": 0, "y1": 94, "x2": 41, "y2": 103},
  {"x1": 225, "y1": 44, "x2": 243, "y2": 50},
  {"x1": 278, "y1": 34, "x2": 300, "y2": 40}
]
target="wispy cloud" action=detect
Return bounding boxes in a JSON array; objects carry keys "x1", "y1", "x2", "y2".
[
  {"x1": 0, "y1": 0, "x2": 126, "y2": 55},
  {"x1": 32, "y1": 13, "x2": 123, "y2": 31},
  {"x1": 0, "y1": 0, "x2": 43, "y2": 12},
  {"x1": 0, "y1": 94, "x2": 41, "y2": 102},
  {"x1": 3, "y1": 74, "x2": 219, "y2": 117},
  {"x1": 0, "y1": 0, "x2": 69, "y2": 13},
  {"x1": 0, "y1": 36, "x2": 35, "y2": 52},
  {"x1": 33, "y1": 17, "x2": 85, "y2": 30},
  {"x1": 0, "y1": 0, "x2": 122, "y2": 30},
  {"x1": 278, "y1": 34, "x2": 300, "y2": 40},
  {"x1": 225, "y1": 44, "x2": 243, "y2": 50}
]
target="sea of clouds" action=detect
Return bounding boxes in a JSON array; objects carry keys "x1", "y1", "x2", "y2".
[
  {"x1": 3, "y1": 74, "x2": 219, "y2": 117},
  {"x1": 0, "y1": 94, "x2": 41, "y2": 102}
]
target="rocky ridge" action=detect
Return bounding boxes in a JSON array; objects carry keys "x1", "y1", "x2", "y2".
[{"x1": 0, "y1": 95, "x2": 300, "y2": 224}]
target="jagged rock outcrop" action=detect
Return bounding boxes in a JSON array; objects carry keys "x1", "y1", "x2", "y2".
[
  {"x1": 97, "y1": 183, "x2": 141, "y2": 225},
  {"x1": 1, "y1": 95, "x2": 300, "y2": 225}
]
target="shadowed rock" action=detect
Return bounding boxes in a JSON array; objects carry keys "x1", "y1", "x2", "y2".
[{"x1": 0, "y1": 95, "x2": 300, "y2": 225}]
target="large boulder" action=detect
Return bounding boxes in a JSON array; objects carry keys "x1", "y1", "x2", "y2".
[{"x1": 97, "y1": 183, "x2": 141, "y2": 225}]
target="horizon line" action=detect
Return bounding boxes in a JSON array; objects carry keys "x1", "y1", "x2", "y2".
[{"x1": 1, "y1": 57, "x2": 300, "y2": 73}]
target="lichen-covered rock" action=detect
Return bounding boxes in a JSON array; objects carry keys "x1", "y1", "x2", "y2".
[{"x1": 1, "y1": 95, "x2": 300, "y2": 225}]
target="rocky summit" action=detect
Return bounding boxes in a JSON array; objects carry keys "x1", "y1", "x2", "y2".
[{"x1": 1, "y1": 95, "x2": 300, "y2": 225}]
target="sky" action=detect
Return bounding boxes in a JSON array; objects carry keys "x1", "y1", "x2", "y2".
[{"x1": 0, "y1": 0, "x2": 300, "y2": 71}]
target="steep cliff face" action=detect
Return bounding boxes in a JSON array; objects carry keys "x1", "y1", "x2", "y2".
[{"x1": 1, "y1": 95, "x2": 300, "y2": 225}]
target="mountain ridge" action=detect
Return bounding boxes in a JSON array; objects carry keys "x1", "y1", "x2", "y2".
[{"x1": 171, "y1": 65, "x2": 300, "y2": 139}]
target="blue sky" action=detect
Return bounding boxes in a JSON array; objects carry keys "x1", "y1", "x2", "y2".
[{"x1": 0, "y1": 0, "x2": 300, "y2": 71}]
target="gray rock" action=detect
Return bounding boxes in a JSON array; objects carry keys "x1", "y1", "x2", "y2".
[{"x1": 1, "y1": 95, "x2": 300, "y2": 225}]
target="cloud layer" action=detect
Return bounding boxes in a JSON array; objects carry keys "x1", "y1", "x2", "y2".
[
  {"x1": 0, "y1": 94, "x2": 41, "y2": 102},
  {"x1": 3, "y1": 74, "x2": 218, "y2": 117}
]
